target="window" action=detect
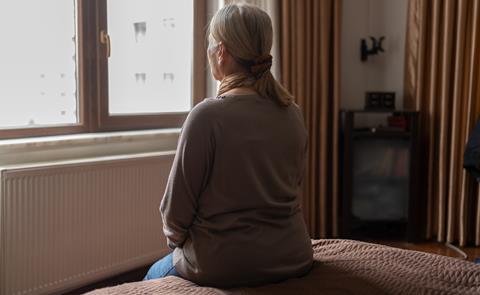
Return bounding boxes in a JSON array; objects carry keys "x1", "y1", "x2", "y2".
[
  {"x1": 0, "y1": 0, "x2": 207, "y2": 139},
  {"x1": 107, "y1": 1, "x2": 193, "y2": 114},
  {"x1": 0, "y1": 1, "x2": 78, "y2": 129}
]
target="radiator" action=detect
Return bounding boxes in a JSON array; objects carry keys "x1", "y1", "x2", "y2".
[{"x1": 0, "y1": 152, "x2": 174, "y2": 295}]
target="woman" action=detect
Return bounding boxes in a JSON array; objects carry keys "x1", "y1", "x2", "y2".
[{"x1": 144, "y1": 3, "x2": 313, "y2": 288}]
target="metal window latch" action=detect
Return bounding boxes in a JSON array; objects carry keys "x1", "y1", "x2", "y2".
[{"x1": 100, "y1": 30, "x2": 111, "y2": 58}]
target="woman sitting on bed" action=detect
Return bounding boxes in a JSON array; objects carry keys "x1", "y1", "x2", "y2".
[{"x1": 144, "y1": 3, "x2": 313, "y2": 288}]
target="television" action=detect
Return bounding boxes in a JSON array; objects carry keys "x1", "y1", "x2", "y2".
[{"x1": 464, "y1": 120, "x2": 480, "y2": 181}]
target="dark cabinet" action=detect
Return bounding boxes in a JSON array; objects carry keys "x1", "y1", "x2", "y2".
[{"x1": 340, "y1": 110, "x2": 423, "y2": 242}]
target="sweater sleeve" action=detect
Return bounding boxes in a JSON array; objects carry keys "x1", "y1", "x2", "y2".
[
  {"x1": 160, "y1": 100, "x2": 216, "y2": 249},
  {"x1": 298, "y1": 138, "x2": 308, "y2": 186},
  {"x1": 294, "y1": 103, "x2": 308, "y2": 187}
]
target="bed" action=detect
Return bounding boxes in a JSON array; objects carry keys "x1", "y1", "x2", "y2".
[{"x1": 87, "y1": 239, "x2": 480, "y2": 294}]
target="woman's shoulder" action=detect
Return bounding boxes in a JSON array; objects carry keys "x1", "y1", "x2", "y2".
[
  {"x1": 189, "y1": 96, "x2": 303, "y2": 119},
  {"x1": 184, "y1": 97, "x2": 225, "y2": 126},
  {"x1": 189, "y1": 97, "x2": 224, "y2": 116},
  {"x1": 290, "y1": 101, "x2": 303, "y2": 114},
  {"x1": 195, "y1": 96, "x2": 230, "y2": 109},
  {"x1": 289, "y1": 101, "x2": 305, "y2": 119}
]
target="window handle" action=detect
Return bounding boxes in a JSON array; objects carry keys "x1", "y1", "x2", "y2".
[{"x1": 100, "y1": 30, "x2": 111, "y2": 58}]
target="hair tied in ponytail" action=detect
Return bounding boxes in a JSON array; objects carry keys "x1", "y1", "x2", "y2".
[
  {"x1": 209, "y1": 4, "x2": 293, "y2": 106},
  {"x1": 251, "y1": 54, "x2": 273, "y2": 78}
]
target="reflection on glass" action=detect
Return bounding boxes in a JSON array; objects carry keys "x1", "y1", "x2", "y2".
[
  {"x1": 135, "y1": 73, "x2": 147, "y2": 83},
  {"x1": 163, "y1": 73, "x2": 175, "y2": 82},
  {"x1": 162, "y1": 18, "x2": 176, "y2": 28},
  {"x1": 133, "y1": 22, "x2": 147, "y2": 43},
  {"x1": 0, "y1": 0, "x2": 78, "y2": 128},
  {"x1": 352, "y1": 139, "x2": 410, "y2": 221},
  {"x1": 108, "y1": 0, "x2": 193, "y2": 115}
]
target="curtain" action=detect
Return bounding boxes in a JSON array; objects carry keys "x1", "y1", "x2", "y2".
[
  {"x1": 405, "y1": 0, "x2": 480, "y2": 246},
  {"x1": 279, "y1": 0, "x2": 342, "y2": 238}
]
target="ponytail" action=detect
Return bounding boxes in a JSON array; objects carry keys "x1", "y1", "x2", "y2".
[
  {"x1": 210, "y1": 4, "x2": 293, "y2": 106},
  {"x1": 253, "y1": 71, "x2": 293, "y2": 107},
  {"x1": 217, "y1": 55, "x2": 293, "y2": 107}
]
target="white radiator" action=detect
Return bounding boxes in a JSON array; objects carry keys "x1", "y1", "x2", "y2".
[{"x1": 0, "y1": 152, "x2": 174, "y2": 295}]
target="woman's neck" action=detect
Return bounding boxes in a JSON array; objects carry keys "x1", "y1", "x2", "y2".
[{"x1": 221, "y1": 87, "x2": 258, "y2": 96}]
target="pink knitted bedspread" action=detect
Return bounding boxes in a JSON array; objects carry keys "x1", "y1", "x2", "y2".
[{"x1": 87, "y1": 239, "x2": 480, "y2": 295}]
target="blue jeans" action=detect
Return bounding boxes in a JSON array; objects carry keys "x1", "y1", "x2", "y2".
[{"x1": 144, "y1": 253, "x2": 180, "y2": 280}]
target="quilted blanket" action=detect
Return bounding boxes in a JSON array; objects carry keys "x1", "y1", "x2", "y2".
[{"x1": 87, "y1": 239, "x2": 480, "y2": 295}]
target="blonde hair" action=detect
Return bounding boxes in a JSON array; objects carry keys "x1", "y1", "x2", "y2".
[{"x1": 208, "y1": 4, "x2": 293, "y2": 106}]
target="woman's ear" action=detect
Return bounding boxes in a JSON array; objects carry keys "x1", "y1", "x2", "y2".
[{"x1": 217, "y1": 43, "x2": 227, "y2": 65}]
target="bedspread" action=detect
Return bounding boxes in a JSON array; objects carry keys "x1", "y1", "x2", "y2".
[{"x1": 86, "y1": 239, "x2": 480, "y2": 295}]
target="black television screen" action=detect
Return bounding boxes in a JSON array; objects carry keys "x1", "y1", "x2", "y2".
[{"x1": 464, "y1": 119, "x2": 480, "y2": 181}]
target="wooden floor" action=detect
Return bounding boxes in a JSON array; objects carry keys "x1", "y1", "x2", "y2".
[{"x1": 68, "y1": 240, "x2": 480, "y2": 294}]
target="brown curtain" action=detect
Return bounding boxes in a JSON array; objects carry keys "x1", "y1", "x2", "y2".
[
  {"x1": 279, "y1": 0, "x2": 342, "y2": 238},
  {"x1": 405, "y1": 0, "x2": 480, "y2": 246}
]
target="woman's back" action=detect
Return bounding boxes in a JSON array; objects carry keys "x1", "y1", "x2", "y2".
[
  {"x1": 162, "y1": 94, "x2": 313, "y2": 288},
  {"x1": 152, "y1": 2, "x2": 314, "y2": 288}
]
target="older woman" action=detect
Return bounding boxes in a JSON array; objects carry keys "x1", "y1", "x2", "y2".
[{"x1": 144, "y1": 3, "x2": 313, "y2": 288}]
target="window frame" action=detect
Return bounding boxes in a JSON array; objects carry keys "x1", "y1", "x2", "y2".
[{"x1": 0, "y1": 0, "x2": 207, "y2": 139}]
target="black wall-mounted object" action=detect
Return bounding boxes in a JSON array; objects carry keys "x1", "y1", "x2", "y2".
[
  {"x1": 340, "y1": 110, "x2": 423, "y2": 242},
  {"x1": 365, "y1": 92, "x2": 395, "y2": 110},
  {"x1": 361, "y1": 36, "x2": 385, "y2": 61}
]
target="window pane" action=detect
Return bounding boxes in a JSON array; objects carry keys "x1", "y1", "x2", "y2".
[
  {"x1": 0, "y1": 0, "x2": 78, "y2": 129},
  {"x1": 107, "y1": 0, "x2": 193, "y2": 115}
]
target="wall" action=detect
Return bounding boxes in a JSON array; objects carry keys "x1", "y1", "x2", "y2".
[{"x1": 341, "y1": 0, "x2": 408, "y2": 110}]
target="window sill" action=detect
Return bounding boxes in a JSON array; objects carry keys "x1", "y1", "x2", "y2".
[{"x1": 0, "y1": 129, "x2": 181, "y2": 166}]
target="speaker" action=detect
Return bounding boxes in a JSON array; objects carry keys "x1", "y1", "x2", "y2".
[{"x1": 365, "y1": 92, "x2": 396, "y2": 110}]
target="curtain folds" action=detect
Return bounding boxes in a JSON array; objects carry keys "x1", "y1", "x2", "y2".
[
  {"x1": 405, "y1": 0, "x2": 480, "y2": 246},
  {"x1": 279, "y1": 0, "x2": 342, "y2": 238}
]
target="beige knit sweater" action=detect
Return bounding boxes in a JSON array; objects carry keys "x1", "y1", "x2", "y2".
[{"x1": 160, "y1": 94, "x2": 313, "y2": 288}]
